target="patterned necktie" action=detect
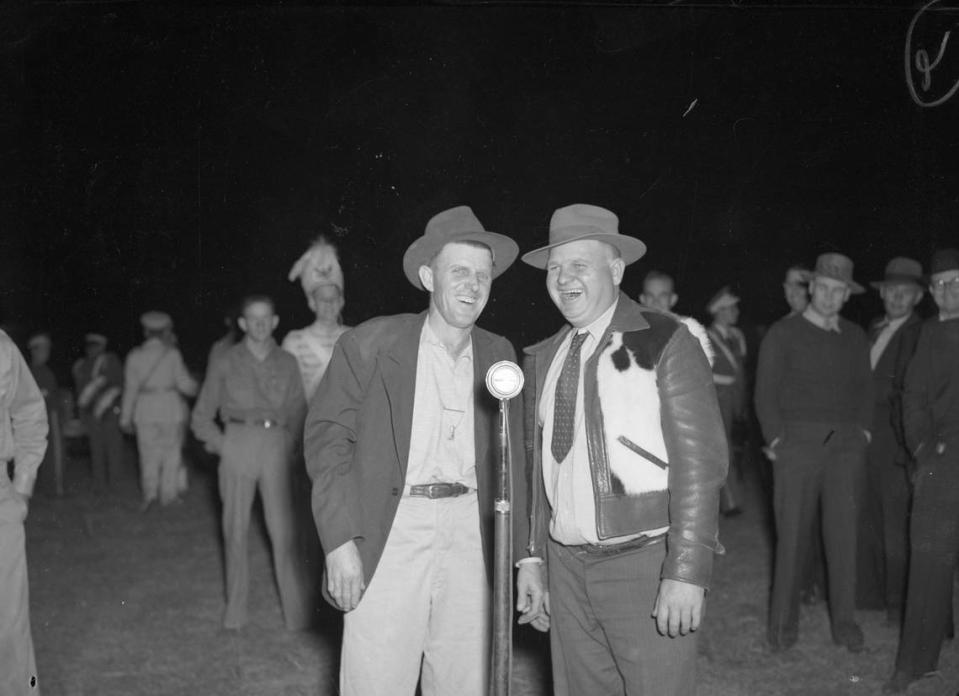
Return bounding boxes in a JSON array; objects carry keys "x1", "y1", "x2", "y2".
[{"x1": 551, "y1": 331, "x2": 589, "y2": 464}]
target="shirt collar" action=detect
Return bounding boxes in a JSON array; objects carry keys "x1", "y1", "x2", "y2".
[
  {"x1": 802, "y1": 306, "x2": 841, "y2": 333},
  {"x1": 573, "y1": 298, "x2": 620, "y2": 342},
  {"x1": 421, "y1": 319, "x2": 473, "y2": 361},
  {"x1": 242, "y1": 337, "x2": 278, "y2": 361}
]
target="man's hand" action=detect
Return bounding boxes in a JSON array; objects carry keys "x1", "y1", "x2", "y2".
[
  {"x1": 651, "y1": 578, "x2": 705, "y2": 638},
  {"x1": 516, "y1": 562, "x2": 550, "y2": 632},
  {"x1": 326, "y1": 540, "x2": 365, "y2": 612}
]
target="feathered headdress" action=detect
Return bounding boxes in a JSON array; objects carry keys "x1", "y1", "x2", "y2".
[{"x1": 288, "y1": 236, "x2": 345, "y2": 311}]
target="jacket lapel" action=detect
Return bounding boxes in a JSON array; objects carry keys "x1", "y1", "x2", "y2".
[
  {"x1": 472, "y1": 331, "x2": 493, "y2": 471},
  {"x1": 380, "y1": 312, "x2": 427, "y2": 478}
]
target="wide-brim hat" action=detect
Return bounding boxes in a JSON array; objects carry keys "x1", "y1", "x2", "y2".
[
  {"x1": 521, "y1": 204, "x2": 646, "y2": 269},
  {"x1": 811, "y1": 252, "x2": 864, "y2": 294},
  {"x1": 402, "y1": 206, "x2": 519, "y2": 291},
  {"x1": 27, "y1": 333, "x2": 51, "y2": 350},
  {"x1": 870, "y1": 256, "x2": 924, "y2": 290}
]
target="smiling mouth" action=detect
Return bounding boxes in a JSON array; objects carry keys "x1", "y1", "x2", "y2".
[
  {"x1": 456, "y1": 295, "x2": 477, "y2": 305},
  {"x1": 560, "y1": 289, "x2": 583, "y2": 301}
]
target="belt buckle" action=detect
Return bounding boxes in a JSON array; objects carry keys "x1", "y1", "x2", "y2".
[{"x1": 429, "y1": 483, "x2": 452, "y2": 499}]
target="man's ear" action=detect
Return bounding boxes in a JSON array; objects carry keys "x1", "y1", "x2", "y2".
[
  {"x1": 418, "y1": 265, "x2": 434, "y2": 293},
  {"x1": 238, "y1": 318, "x2": 248, "y2": 334},
  {"x1": 271, "y1": 315, "x2": 280, "y2": 331},
  {"x1": 669, "y1": 294, "x2": 678, "y2": 310},
  {"x1": 610, "y1": 258, "x2": 626, "y2": 286}
]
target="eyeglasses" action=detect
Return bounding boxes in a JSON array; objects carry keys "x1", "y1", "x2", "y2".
[{"x1": 930, "y1": 276, "x2": 959, "y2": 292}]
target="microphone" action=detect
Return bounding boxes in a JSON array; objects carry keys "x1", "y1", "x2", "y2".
[{"x1": 485, "y1": 361, "x2": 524, "y2": 401}]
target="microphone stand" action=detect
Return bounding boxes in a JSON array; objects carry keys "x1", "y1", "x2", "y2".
[{"x1": 490, "y1": 394, "x2": 513, "y2": 696}]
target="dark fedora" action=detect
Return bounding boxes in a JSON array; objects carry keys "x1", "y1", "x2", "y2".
[
  {"x1": 521, "y1": 204, "x2": 647, "y2": 269},
  {"x1": 402, "y1": 206, "x2": 519, "y2": 291},
  {"x1": 869, "y1": 257, "x2": 924, "y2": 290},
  {"x1": 930, "y1": 248, "x2": 959, "y2": 276},
  {"x1": 812, "y1": 252, "x2": 864, "y2": 294}
]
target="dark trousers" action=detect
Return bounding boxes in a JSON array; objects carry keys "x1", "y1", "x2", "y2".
[
  {"x1": 895, "y1": 439, "x2": 959, "y2": 677},
  {"x1": 857, "y1": 406, "x2": 911, "y2": 612},
  {"x1": 548, "y1": 538, "x2": 697, "y2": 696},
  {"x1": 83, "y1": 410, "x2": 124, "y2": 487},
  {"x1": 768, "y1": 422, "x2": 867, "y2": 644}
]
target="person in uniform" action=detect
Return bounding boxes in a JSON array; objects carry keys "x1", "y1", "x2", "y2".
[
  {"x1": 706, "y1": 287, "x2": 747, "y2": 516},
  {"x1": 72, "y1": 333, "x2": 124, "y2": 490},
  {"x1": 191, "y1": 295, "x2": 308, "y2": 631},
  {"x1": 283, "y1": 236, "x2": 351, "y2": 402},
  {"x1": 0, "y1": 329, "x2": 48, "y2": 696},
  {"x1": 120, "y1": 312, "x2": 198, "y2": 511},
  {"x1": 305, "y1": 206, "x2": 523, "y2": 696},
  {"x1": 516, "y1": 204, "x2": 727, "y2": 696}
]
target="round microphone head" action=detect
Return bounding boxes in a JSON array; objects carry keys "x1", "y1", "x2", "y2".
[{"x1": 486, "y1": 360, "x2": 524, "y2": 400}]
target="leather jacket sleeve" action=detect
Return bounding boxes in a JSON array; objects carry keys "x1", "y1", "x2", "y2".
[{"x1": 657, "y1": 324, "x2": 728, "y2": 588}]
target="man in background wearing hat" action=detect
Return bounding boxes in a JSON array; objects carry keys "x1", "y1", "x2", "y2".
[
  {"x1": 755, "y1": 252, "x2": 873, "y2": 652},
  {"x1": 707, "y1": 287, "x2": 748, "y2": 517},
  {"x1": 516, "y1": 203, "x2": 727, "y2": 695},
  {"x1": 887, "y1": 249, "x2": 959, "y2": 693},
  {"x1": 305, "y1": 206, "x2": 523, "y2": 696},
  {"x1": 72, "y1": 333, "x2": 125, "y2": 491},
  {"x1": 856, "y1": 258, "x2": 924, "y2": 621},
  {"x1": 192, "y1": 295, "x2": 309, "y2": 632},
  {"x1": 121, "y1": 312, "x2": 198, "y2": 511},
  {"x1": 0, "y1": 329, "x2": 47, "y2": 696}
]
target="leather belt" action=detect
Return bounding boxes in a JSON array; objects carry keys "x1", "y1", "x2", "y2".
[
  {"x1": 407, "y1": 482, "x2": 472, "y2": 499},
  {"x1": 569, "y1": 533, "x2": 665, "y2": 556},
  {"x1": 227, "y1": 417, "x2": 282, "y2": 429}
]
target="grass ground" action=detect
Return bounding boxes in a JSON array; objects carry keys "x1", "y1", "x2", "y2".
[{"x1": 25, "y1": 445, "x2": 959, "y2": 695}]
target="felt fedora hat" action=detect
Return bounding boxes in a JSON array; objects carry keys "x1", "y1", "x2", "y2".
[
  {"x1": 811, "y1": 252, "x2": 864, "y2": 294},
  {"x1": 869, "y1": 257, "x2": 924, "y2": 290},
  {"x1": 930, "y1": 248, "x2": 959, "y2": 276},
  {"x1": 402, "y1": 206, "x2": 519, "y2": 291},
  {"x1": 521, "y1": 204, "x2": 646, "y2": 269}
]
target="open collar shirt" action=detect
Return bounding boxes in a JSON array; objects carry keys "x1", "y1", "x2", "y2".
[{"x1": 405, "y1": 320, "x2": 477, "y2": 490}]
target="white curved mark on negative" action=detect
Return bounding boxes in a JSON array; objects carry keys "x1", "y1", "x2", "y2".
[{"x1": 905, "y1": 0, "x2": 959, "y2": 108}]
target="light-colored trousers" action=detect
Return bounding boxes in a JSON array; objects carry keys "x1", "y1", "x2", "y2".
[
  {"x1": 135, "y1": 420, "x2": 185, "y2": 505},
  {"x1": 0, "y1": 470, "x2": 38, "y2": 696},
  {"x1": 218, "y1": 423, "x2": 308, "y2": 630},
  {"x1": 341, "y1": 493, "x2": 490, "y2": 696}
]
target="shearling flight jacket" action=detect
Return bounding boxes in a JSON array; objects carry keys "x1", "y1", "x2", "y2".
[{"x1": 522, "y1": 293, "x2": 727, "y2": 588}]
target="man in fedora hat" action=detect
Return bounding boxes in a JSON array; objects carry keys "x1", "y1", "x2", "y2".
[
  {"x1": 72, "y1": 332, "x2": 125, "y2": 490},
  {"x1": 856, "y1": 258, "x2": 924, "y2": 621},
  {"x1": 121, "y1": 311, "x2": 197, "y2": 511},
  {"x1": 886, "y1": 248, "x2": 959, "y2": 693},
  {"x1": 755, "y1": 252, "x2": 873, "y2": 652},
  {"x1": 515, "y1": 203, "x2": 727, "y2": 695},
  {"x1": 305, "y1": 206, "x2": 524, "y2": 696}
]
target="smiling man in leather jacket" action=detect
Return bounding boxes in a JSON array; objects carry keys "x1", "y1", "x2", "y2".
[{"x1": 514, "y1": 204, "x2": 727, "y2": 696}]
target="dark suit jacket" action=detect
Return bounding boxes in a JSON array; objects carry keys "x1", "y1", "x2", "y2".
[
  {"x1": 869, "y1": 313, "x2": 922, "y2": 460},
  {"x1": 304, "y1": 311, "x2": 526, "y2": 607}
]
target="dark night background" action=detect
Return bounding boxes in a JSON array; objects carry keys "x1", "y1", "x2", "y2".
[{"x1": 2, "y1": 1, "x2": 958, "y2": 376}]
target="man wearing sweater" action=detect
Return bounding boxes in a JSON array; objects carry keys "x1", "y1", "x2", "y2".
[
  {"x1": 886, "y1": 249, "x2": 959, "y2": 693},
  {"x1": 755, "y1": 252, "x2": 873, "y2": 652}
]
